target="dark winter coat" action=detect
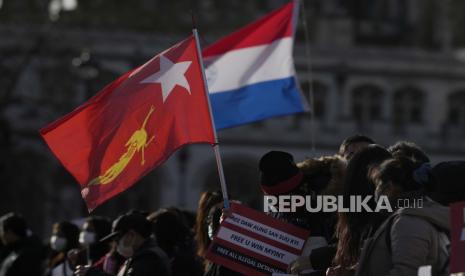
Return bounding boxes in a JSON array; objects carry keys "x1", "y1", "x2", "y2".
[
  {"x1": 0, "y1": 237, "x2": 45, "y2": 276},
  {"x1": 86, "y1": 238, "x2": 170, "y2": 276}
]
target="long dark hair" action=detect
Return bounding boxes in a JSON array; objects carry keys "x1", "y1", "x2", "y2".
[
  {"x1": 194, "y1": 191, "x2": 222, "y2": 260},
  {"x1": 49, "y1": 221, "x2": 79, "y2": 268},
  {"x1": 334, "y1": 145, "x2": 392, "y2": 267},
  {"x1": 85, "y1": 216, "x2": 111, "y2": 263}
]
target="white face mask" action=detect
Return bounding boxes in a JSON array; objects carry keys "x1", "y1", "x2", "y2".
[
  {"x1": 50, "y1": 235, "x2": 67, "y2": 252},
  {"x1": 79, "y1": 231, "x2": 96, "y2": 246},
  {"x1": 116, "y1": 233, "x2": 134, "y2": 258},
  {"x1": 207, "y1": 224, "x2": 214, "y2": 241}
]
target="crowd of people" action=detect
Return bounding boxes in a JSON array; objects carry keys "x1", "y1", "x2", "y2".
[{"x1": 1, "y1": 135, "x2": 464, "y2": 276}]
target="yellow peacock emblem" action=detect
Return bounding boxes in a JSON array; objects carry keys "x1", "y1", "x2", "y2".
[{"x1": 87, "y1": 105, "x2": 156, "y2": 186}]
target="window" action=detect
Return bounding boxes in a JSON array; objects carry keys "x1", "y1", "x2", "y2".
[
  {"x1": 393, "y1": 87, "x2": 424, "y2": 132},
  {"x1": 447, "y1": 91, "x2": 465, "y2": 131},
  {"x1": 348, "y1": 0, "x2": 409, "y2": 46},
  {"x1": 351, "y1": 84, "x2": 384, "y2": 130}
]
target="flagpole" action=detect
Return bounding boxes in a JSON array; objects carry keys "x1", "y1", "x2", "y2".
[
  {"x1": 193, "y1": 28, "x2": 230, "y2": 210},
  {"x1": 299, "y1": 0, "x2": 316, "y2": 155}
]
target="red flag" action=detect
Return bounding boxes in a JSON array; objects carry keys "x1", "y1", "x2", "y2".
[{"x1": 40, "y1": 36, "x2": 215, "y2": 211}]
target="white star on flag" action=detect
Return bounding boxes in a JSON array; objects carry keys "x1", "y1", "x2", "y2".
[{"x1": 141, "y1": 55, "x2": 192, "y2": 102}]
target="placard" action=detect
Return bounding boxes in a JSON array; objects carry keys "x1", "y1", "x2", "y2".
[
  {"x1": 206, "y1": 203, "x2": 310, "y2": 275},
  {"x1": 451, "y1": 201, "x2": 465, "y2": 273}
]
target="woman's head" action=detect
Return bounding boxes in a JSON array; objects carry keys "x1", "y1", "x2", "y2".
[
  {"x1": 334, "y1": 144, "x2": 392, "y2": 267},
  {"x1": 148, "y1": 208, "x2": 190, "y2": 257},
  {"x1": 297, "y1": 155, "x2": 346, "y2": 196},
  {"x1": 387, "y1": 141, "x2": 430, "y2": 164},
  {"x1": 338, "y1": 135, "x2": 375, "y2": 161},
  {"x1": 259, "y1": 151, "x2": 304, "y2": 196},
  {"x1": 194, "y1": 191, "x2": 222, "y2": 259},
  {"x1": 206, "y1": 202, "x2": 223, "y2": 241},
  {"x1": 372, "y1": 157, "x2": 431, "y2": 203},
  {"x1": 78, "y1": 216, "x2": 112, "y2": 263},
  {"x1": 51, "y1": 221, "x2": 79, "y2": 253},
  {"x1": 343, "y1": 144, "x2": 392, "y2": 199},
  {"x1": 79, "y1": 216, "x2": 111, "y2": 246},
  {"x1": 0, "y1": 213, "x2": 28, "y2": 245}
]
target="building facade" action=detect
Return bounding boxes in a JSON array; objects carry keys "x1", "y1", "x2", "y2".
[{"x1": 1, "y1": 0, "x2": 464, "y2": 234}]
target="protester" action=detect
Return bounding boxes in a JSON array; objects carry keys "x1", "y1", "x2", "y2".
[
  {"x1": 261, "y1": 151, "x2": 349, "y2": 275},
  {"x1": 355, "y1": 157, "x2": 450, "y2": 275},
  {"x1": 68, "y1": 216, "x2": 112, "y2": 270},
  {"x1": 195, "y1": 190, "x2": 222, "y2": 268},
  {"x1": 338, "y1": 135, "x2": 375, "y2": 161},
  {"x1": 297, "y1": 155, "x2": 346, "y2": 199},
  {"x1": 0, "y1": 213, "x2": 45, "y2": 276},
  {"x1": 259, "y1": 151, "x2": 314, "y2": 229},
  {"x1": 45, "y1": 221, "x2": 80, "y2": 276},
  {"x1": 203, "y1": 202, "x2": 242, "y2": 276},
  {"x1": 288, "y1": 155, "x2": 346, "y2": 275},
  {"x1": 329, "y1": 145, "x2": 392, "y2": 275},
  {"x1": 430, "y1": 161, "x2": 465, "y2": 206},
  {"x1": 80, "y1": 217, "x2": 111, "y2": 264},
  {"x1": 148, "y1": 208, "x2": 203, "y2": 276},
  {"x1": 77, "y1": 212, "x2": 171, "y2": 276},
  {"x1": 1, "y1": 135, "x2": 459, "y2": 276},
  {"x1": 388, "y1": 141, "x2": 430, "y2": 164},
  {"x1": 87, "y1": 241, "x2": 125, "y2": 276},
  {"x1": 180, "y1": 210, "x2": 197, "y2": 232}
]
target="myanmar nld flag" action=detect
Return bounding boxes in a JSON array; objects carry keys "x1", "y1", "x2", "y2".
[
  {"x1": 204, "y1": 1, "x2": 309, "y2": 130},
  {"x1": 41, "y1": 36, "x2": 215, "y2": 211}
]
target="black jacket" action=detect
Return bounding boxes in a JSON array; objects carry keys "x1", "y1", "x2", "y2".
[{"x1": 0, "y1": 237, "x2": 45, "y2": 276}]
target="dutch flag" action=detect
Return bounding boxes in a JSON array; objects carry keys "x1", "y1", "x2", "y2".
[{"x1": 203, "y1": 1, "x2": 309, "y2": 130}]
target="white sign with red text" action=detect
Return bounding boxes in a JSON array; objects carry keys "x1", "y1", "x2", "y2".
[{"x1": 205, "y1": 203, "x2": 310, "y2": 275}]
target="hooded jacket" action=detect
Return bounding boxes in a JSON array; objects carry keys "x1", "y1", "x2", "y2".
[{"x1": 355, "y1": 198, "x2": 450, "y2": 276}]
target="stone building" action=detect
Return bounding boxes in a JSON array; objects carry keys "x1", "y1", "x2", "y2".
[{"x1": 1, "y1": 0, "x2": 464, "y2": 235}]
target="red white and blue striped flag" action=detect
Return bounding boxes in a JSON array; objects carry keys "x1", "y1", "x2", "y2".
[{"x1": 203, "y1": 1, "x2": 309, "y2": 130}]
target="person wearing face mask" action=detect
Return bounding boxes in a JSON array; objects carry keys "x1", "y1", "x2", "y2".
[
  {"x1": 76, "y1": 212, "x2": 171, "y2": 276},
  {"x1": 203, "y1": 203, "x2": 243, "y2": 276},
  {"x1": 148, "y1": 208, "x2": 203, "y2": 276},
  {"x1": 356, "y1": 158, "x2": 450, "y2": 276},
  {"x1": 71, "y1": 217, "x2": 112, "y2": 267},
  {"x1": 0, "y1": 212, "x2": 45, "y2": 276},
  {"x1": 46, "y1": 221, "x2": 80, "y2": 276},
  {"x1": 194, "y1": 191, "x2": 222, "y2": 272},
  {"x1": 91, "y1": 241, "x2": 126, "y2": 276}
]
